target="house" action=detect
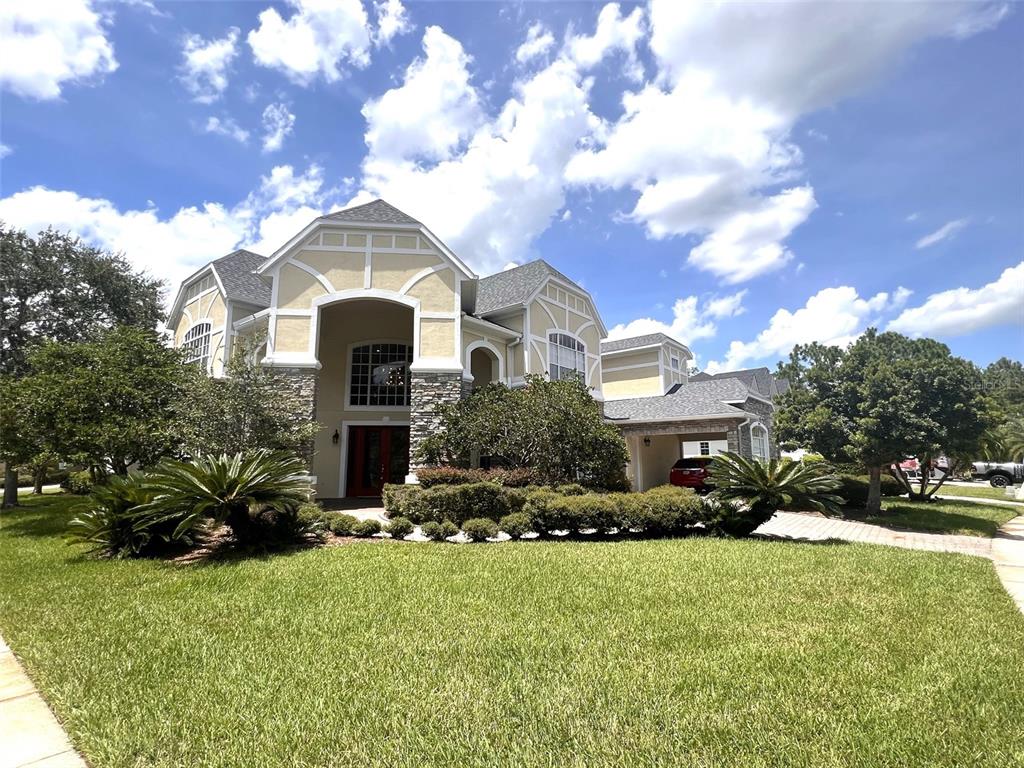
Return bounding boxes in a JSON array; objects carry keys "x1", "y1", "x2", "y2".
[{"x1": 168, "y1": 199, "x2": 778, "y2": 499}]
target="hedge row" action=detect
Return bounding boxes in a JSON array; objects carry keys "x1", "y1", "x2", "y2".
[
  {"x1": 414, "y1": 466, "x2": 541, "y2": 488},
  {"x1": 383, "y1": 482, "x2": 742, "y2": 537}
]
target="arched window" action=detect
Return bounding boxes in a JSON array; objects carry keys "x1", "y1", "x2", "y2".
[
  {"x1": 548, "y1": 332, "x2": 586, "y2": 382},
  {"x1": 751, "y1": 424, "x2": 769, "y2": 461},
  {"x1": 350, "y1": 343, "x2": 412, "y2": 407},
  {"x1": 182, "y1": 322, "x2": 212, "y2": 368}
]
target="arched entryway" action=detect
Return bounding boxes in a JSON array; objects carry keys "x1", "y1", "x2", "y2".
[
  {"x1": 467, "y1": 341, "x2": 503, "y2": 389},
  {"x1": 312, "y1": 298, "x2": 415, "y2": 498}
]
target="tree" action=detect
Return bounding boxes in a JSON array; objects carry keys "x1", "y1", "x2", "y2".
[
  {"x1": 776, "y1": 330, "x2": 989, "y2": 513},
  {"x1": 419, "y1": 375, "x2": 629, "y2": 489},
  {"x1": 18, "y1": 327, "x2": 189, "y2": 476},
  {"x1": 0, "y1": 226, "x2": 163, "y2": 506},
  {"x1": 172, "y1": 337, "x2": 319, "y2": 458}
]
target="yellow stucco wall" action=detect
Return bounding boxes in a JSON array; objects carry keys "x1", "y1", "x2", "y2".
[
  {"x1": 174, "y1": 288, "x2": 227, "y2": 376},
  {"x1": 293, "y1": 251, "x2": 364, "y2": 294},
  {"x1": 603, "y1": 375, "x2": 663, "y2": 399},
  {"x1": 274, "y1": 316, "x2": 311, "y2": 354},
  {"x1": 420, "y1": 318, "x2": 455, "y2": 357},
  {"x1": 604, "y1": 349, "x2": 658, "y2": 370},
  {"x1": 371, "y1": 253, "x2": 442, "y2": 293},
  {"x1": 406, "y1": 268, "x2": 456, "y2": 313},
  {"x1": 278, "y1": 263, "x2": 326, "y2": 308}
]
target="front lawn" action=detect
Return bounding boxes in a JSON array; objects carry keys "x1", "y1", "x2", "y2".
[
  {"x1": 846, "y1": 498, "x2": 1019, "y2": 538},
  {"x1": 932, "y1": 483, "x2": 1021, "y2": 502},
  {"x1": 2, "y1": 494, "x2": 1023, "y2": 767}
]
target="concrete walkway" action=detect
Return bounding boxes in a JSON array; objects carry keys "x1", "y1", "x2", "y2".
[
  {"x1": 0, "y1": 635, "x2": 86, "y2": 768},
  {"x1": 992, "y1": 516, "x2": 1024, "y2": 613}
]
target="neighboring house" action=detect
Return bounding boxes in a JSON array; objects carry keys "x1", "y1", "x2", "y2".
[{"x1": 168, "y1": 199, "x2": 778, "y2": 498}]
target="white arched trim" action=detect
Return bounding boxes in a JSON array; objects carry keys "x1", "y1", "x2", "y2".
[
  {"x1": 399, "y1": 263, "x2": 448, "y2": 296},
  {"x1": 464, "y1": 339, "x2": 506, "y2": 385},
  {"x1": 310, "y1": 289, "x2": 420, "y2": 365},
  {"x1": 750, "y1": 421, "x2": 770, "y2": 461},
  {"x1": 287, "y1": 257, "x2": 335, "y2": 294},
  {"x1": 536, "y1": 298, "x2": 559, "y2": 327},
  {"x1": 545, "y1": 328, "x2": 590, "y2": 385}
]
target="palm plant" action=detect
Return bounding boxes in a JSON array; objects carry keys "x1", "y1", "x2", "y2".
[
  {"x1": 707, "y1": 452, "x2": 843, "y2": 536},
  {"x1": 140, "y1": 450, "x2": 311, "y2": 545},
  {"x1": 68, "y1": 474, "x2": 196, "y2": 558}
]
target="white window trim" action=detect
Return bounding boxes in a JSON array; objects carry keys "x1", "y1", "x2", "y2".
[
  {"x1": 182, "y1": 320, "x2": 213, "y2": 372},
  {"x1": 547, "y1": 330, "x2": 587, "y2": 383},
  {"x1": 751, "y1": 422, "x2": 769, "y2": 461},
  {"x1": 344, "y1": 338, "x2": 414, "y2": 412}
]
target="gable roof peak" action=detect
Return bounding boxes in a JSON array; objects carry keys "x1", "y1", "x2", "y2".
[{"x1": 322, "y1": 198, "x2": 420, "y2": 226}]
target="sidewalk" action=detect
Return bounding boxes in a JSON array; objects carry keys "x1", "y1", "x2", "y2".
[{"x1": 0, "y1": 634, "x2": 86, "y2": 768}]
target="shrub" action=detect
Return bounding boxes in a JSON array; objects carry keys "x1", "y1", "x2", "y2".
[
  {"x1": 415, "y1": 466, "x2": 541, "y2": 488},
  {"x1": 540, "y1": 494, "x2": 619, "y2": 534},
  {"x1": 62, "y1": 470, "x2": 94, "y2": 495},
  {"x1": 836, "y1": 474, "x2": 904, "y2": 506},
  {"x1": 327, "y1": 513, "x2": 359, "y2": 536},
  {"x1": 555, "y1": 483, "x2": 587, "y2": 496},
  {"x1": 499, "y1": 512, "x2": 533, "y2": 539},
  {"x1": 396, "y1": 482, "x2": 523, "y2": 525},
  {"x1": 247, "y1": 506, "x2": 325, "y2": 548},
  {"x1": 67, "y1": 474, "x2": 197, "y2": 558},
  {"x1": 623, "y1": 486, "x2": 701, "y2": 536},
  {"x1": 141, "y1": 450, "x2": 311, "y2": 546},
  {"x1": 699, "y1": 495, "x2": 756, "y2": 538},
  {"x1": 386, "y1": 516, "x2": 414, "y2": 539},
  {"x1": 708, "y1": 453, "x2": 843, "y2": 536},
  {"x1": 297, "y1": 502, "x2": 327, "y2": 526},
  {"x1": 382, "y1": 483, "x2": 417, "y2": 516},
  {"x1": 421, "y1": 520, "x2": 450, "y2": 541},
  {"x1": 352, "y1": 519, "x2": 382, "y2": 537},
  {"x1": 462, "y1": 517, "x2": 498, "y2": 542}
]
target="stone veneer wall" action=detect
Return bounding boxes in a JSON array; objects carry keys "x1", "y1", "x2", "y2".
[
  {"x1": 268, "y1": 367, "x2": 319, "y2": 464},
  {"x1": 744, "y1": 397, "x2": 777, "y2": 458},
  {"x1": 409, "y1": 371, "x2": 467, "y2": 470}
]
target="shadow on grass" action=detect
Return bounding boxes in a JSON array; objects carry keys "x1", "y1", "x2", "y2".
[
  {"x1": 0, "y1": 502, "x2": 80, "y2": 539},
  {"x1": 843, "y1": 505, "x2": 1001, "y2": 537}
]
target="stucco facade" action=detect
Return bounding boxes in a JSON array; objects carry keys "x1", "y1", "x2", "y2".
[{"x1": 168, "y1": 199, "x2": 778, "y2": 498}]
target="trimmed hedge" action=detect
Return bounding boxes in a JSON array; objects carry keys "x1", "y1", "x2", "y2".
[
  {"x1": 415, "y1": 466, "x2": 540, "y2": 488},
  {"x1": 384, "y1": 481, "x2": 525, "y2": 525},
  {"x1": 327, "y1": 513, "x2": 359, "y2": 536},
  {"x1": 386, "y1": 516, "x2": 415, "y2": 539},
  {"x1": 421, "y1": 520, "x2": 459, "y2": 541},
  {"x1": 352, "y1": 519, "x2": 382, "y2": 538},
  {"x1": 499, "y1": 512, "x2": 532, "y2": 539},
  {"x1": 462, "y1": 517, "x2": 498, "y2": 542}
]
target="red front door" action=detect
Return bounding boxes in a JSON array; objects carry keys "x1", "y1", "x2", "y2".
[{"x1": 346, "y1": 426, "x2": 410, "y2": 497}]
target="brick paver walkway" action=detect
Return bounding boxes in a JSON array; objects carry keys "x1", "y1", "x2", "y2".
[
  {"x1": 754, "y1": 511, "x2": 994, "y2": 557},
  {"x1": 0, "y1": 634, "x2": 86, "y2": 768}
]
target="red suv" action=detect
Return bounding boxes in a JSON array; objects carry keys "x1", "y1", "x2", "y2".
[{"x1": 669, "y1": 457, "x2": 715, "y2": 493}]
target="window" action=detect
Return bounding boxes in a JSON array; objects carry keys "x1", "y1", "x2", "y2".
[
  {"x1": 548, "y1": 332, "x2": 586, "y2": 382},
  {"x1": 350, "y1": 343, "x2": 412, "y2": 407},
  {"x1": 182, "y1": 322, "x2": 211, "y2": 368},
  {"x1": 699, "y1": 441, "x2": 710, "y2": 456},
  {"x1": 670, "y1": 354, "x2": 680, "y2": 371},
  {"x1": 751, "y1": 424, "x2": 769, "y2": 461},
  {"x1": 183, "y1": 273, "x2": 215, "y2": 302}
]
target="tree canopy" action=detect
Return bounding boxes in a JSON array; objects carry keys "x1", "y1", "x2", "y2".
[
  {"x1": 419, "y1": 375, "x2": 629, "y2": 490},
  {"x1": 775, "y1": 329, "x2": 989, "y2": 511}
]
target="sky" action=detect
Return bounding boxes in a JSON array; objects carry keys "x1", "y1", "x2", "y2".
[{"x1": 0, "y1": 0, "x2": 1021, "y2": 373}]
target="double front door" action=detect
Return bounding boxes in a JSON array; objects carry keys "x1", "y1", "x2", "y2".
[{"x1": 346, "y1": 425, "x2": 410, "y2": 497}]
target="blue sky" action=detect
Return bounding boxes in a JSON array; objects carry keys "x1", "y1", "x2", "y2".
[{"x1": 1, "y1": 0, "x2": 1021, "y2": 372}]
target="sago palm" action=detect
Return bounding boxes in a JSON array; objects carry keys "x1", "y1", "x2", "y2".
[
  {"x1": 707, "y1": 452, "x2": 843, "y2": 536},
  {"x1": 141, "y1": 450, "x2": 310, "y2": 543}
]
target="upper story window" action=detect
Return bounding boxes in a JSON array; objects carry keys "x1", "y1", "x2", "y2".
[
  {"x1": 670, "y1": 354, "x2": 680, "y2": 371},
  {"x1": 751, "y1": 424, "x2": 769, "y2": 461},
  {"x1": 183, "y1": 273, "x2": 216, "y2": 303},
  {"x1": 182, "y1": 322, "x2": 212, "y2": 369},
  {"x1": 548, "y1": 332, "x2": 586, "y2": 382},
  {"x1": 350, "y1": 343, "x2": 412, "y2": 407}
]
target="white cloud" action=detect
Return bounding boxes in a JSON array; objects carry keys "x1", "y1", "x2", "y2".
[
  {"x1": 0, "y1": 143, "x2": 11, "y2": 159},
  {"x1": 565, "y1": 2, "x2": 645, "y2": 80},
  {"x1": 906, "y1": 212, "x2": 919, "y2": 222},
  {"x1": 361, "y1": 26, "x2": 481, "y2": 163},
  {"x1": 606, "y1": 290, "x2": 746, "y2": 344},
  {"x1": 261, "y1": 103, "x2": 296, "y2": 153},
  {"x1": 516, "y1": 22, "x2": 555, "y2": 64},
  {"x1": 373, "y1": 0, "x2": 413, "y2": 47},
  {"x1": 203, "y1": 115, "x2": 249, "y2": 144},
  {"x1": 915, "y1": 217, "x2": 969, "y2": 249},
  {"x1": 565, "y1": 1, "x2": 1006, "y2": 284},
  {"x1": 888, "y1": 262, "x2": 1024, "y2": 338},
  {"x1": 0, "y1": 165, "x2": 339, "y2": 300},
  {"x1": 561, "y1": 209, "x2": 572, "y2": 222},
  {"x1": 180, "y1": 27, "x2": 240, "y2": 103},
  {"x1": 357, "y1": 19, "x2": 611, "y2": 274},
  {"x1": 0, "y1": 0, "x2": 117, "y2": 100},
  {"x1": 704, "y1": 285, "x2": 910, "y2": 372},
  {"x1": 248, "y1": 0, "x2": 372, "y2": 85}
]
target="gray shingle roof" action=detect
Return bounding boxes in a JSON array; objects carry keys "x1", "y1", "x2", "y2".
[
  {"x1": 212, "y1": 249, "x2": 271, "y2": 307},
  {"x1": 474, "y1": 259, "x2": 580, "y2": 316},
  {"x1": 322, "y1": 199, "x2": 420, "y2": 225},
  {"x1": 692, "y1": 367, "x2": 786, "y2": 398},
  {"x1": 604, "y1": 379, "x2": 752, "y2": 422},
  {"x1": 600, "y1": 333, "x2": 688, "y2": 354}
]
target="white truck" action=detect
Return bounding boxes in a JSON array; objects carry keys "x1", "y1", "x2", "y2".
[{"x1": 971, "y1": 461, "x2": 1024, "y2": 488}]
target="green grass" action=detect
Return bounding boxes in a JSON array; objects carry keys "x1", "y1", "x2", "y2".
[
  {"x1": 847, "y1": 498, "x2": 1019, "y2": 537},
  {"x1": 930, "y1": 483, "x2": 1022, "y2": 502},
  {"x1": 2, "y1": 494, "x2": 1023, "y2": 768}
]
